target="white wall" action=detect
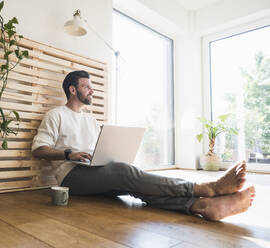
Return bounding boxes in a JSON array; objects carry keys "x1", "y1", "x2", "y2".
[
  {"x1": 134, "y1": 0, "x2": 188, "y2": 33},
  {"x1": 113, "y1": 0, "x2": 187, "y2": 37},
  {"x1": 196, "y1": 0, "x2": 270, "y2": 34},
  {"x1": 4, "y1": 0, "x2": 112, "y2": 62},
  {"x1": 4, "y1": 0, "x2": 114, "y2": 119},
  {"x1": 174, "y1": 34, "x2": 203, "y2": 168}
]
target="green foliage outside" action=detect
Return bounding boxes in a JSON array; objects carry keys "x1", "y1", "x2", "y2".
[
  {"x1": 241, "y1": 52, "x2": 270, "y2": 155},
  {"x1": 219, "y1": 52, "x2": 270, "y2": 161}
]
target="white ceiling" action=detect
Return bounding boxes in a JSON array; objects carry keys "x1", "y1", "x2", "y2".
[{"x1": 175, "y1": 0, "x2": 223, "y2": 10}]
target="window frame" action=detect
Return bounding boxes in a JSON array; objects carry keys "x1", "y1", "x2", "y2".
[{"x1": 202, "y1": 16, "x2": 270, "y2": 172}]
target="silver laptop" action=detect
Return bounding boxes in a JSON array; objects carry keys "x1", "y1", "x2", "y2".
[{"x1": 72, "y1": 125, "x2": 145, "y2": 166}]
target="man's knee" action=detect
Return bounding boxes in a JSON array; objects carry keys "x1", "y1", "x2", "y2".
[{"x1": 109, "y1": 161, "x2": 139, "y2": 175}]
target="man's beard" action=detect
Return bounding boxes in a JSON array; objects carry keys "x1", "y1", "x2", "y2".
[{"x1": 76, "y1": 90, "x2": 92, "y2": 105}]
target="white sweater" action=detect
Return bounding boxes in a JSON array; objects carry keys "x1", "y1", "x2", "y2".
[{"x1": 32, "y1": 105, "x2": 101, "y2": 185}]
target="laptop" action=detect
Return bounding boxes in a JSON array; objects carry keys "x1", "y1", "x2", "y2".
[{"x1": 71, "y1": 125, "x2": 145, "y2": 166}]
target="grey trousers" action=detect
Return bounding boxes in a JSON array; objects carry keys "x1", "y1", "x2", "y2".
[{"x1": 61, "y1": 162, "x2": 198, "y2": 214}]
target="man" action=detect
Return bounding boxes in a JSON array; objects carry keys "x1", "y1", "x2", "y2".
[{"x1": 32, "y1": 70, "x2": 255, "y2": 221}]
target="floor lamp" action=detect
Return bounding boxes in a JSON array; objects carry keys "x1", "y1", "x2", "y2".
[{"x1": 64, "y1": 10, "x2": 120, "y2": 123}]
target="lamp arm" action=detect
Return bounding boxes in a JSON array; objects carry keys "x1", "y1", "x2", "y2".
[{"x1": 84, "y1": 20, "x2": 118, "y2": 56}]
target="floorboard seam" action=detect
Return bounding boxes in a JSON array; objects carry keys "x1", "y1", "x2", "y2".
[{"x1": 0, "y1": 217, "x2": 55, "y2": 248}]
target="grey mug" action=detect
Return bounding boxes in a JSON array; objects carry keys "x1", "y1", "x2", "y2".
[{"x1": 51, "y1": 186, "x2": 69, "y2": 206}]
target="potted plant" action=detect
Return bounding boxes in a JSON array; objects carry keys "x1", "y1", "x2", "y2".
[
  {"x1": 0, "y1": 1, "x2": 28, "y2": 149},
  {"x1": 196, "y1": 114, "x2": 238, "y2": 171}
]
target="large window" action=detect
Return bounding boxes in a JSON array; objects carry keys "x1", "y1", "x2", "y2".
[
  {"x1": 112, "y1": 10, "x2": 174, "y2": 169},
  {"x1": 205, "y1": 22, "x2": 270, "y2": 172}
]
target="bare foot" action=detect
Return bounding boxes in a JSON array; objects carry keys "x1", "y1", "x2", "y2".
[
  {"x1": 195, "y1": 161, "x2": 247, "y2": 197},
  {"x1": 191, "y1": 186, "x2": 255, "y2": 221}
]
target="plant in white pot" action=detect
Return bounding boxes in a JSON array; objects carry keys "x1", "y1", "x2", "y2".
[{"x1": 196, "y1": 114, "x2": 238, "y2": 171}]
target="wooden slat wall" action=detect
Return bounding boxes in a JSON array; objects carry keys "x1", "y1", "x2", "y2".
[{"x1": 0, "y1": 38, "x2": 108, "y2": 193}]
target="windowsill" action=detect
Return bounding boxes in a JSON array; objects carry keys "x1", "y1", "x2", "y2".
[
  {"x1": 150, "y1": 164, "x2": 270, "y2": 175},
  {"x1": 144, "y1": 165, "x2": 178, "y2": 172},
  {"x1": 143, "y1": 162, "x2": 270, "y2": 175},
  {"x1": 151, "y1": 168, "x2": 270, "y2": 186},
  {"x1": 220, "y1": 161, "x2": 270, "y2": 174}
]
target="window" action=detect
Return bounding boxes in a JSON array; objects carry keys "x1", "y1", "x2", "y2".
[
  {"x1": 204, "y1": 22, "x2": 270, "y2": 172},
  {"x1": 112, "y1": 10, "x2": 174, "y2": 169}
]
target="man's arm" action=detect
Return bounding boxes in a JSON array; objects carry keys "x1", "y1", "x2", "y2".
[{"x1": 33, "y1": 146, "x2": 92, "y2": 161}]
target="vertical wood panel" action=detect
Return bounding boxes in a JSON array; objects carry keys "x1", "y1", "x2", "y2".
[{"x1": 0, "y1": 37, "x2": 108, "y2": 193}]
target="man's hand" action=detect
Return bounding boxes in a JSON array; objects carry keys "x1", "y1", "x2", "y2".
[
  {"x1": 69, "y1": 152, "x2": 92, "y2": 162},
  {"x1": 33, "y1": 146, "x2": 92, "y2": 161}
]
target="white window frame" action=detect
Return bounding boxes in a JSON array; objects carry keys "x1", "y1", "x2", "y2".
[{"x1": 202, "y1": 16, "x2": 270, "y2": 172}]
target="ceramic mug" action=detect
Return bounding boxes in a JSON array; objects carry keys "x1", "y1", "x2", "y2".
[{"x1": 51, "y1": 186, "x2": 69, "y2": 206}]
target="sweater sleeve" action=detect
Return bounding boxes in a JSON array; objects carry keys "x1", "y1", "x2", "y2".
[
  {"x1": 95, "y1": 119, "x2": 101, "y2": 136},
  {"x1": 32, "y1": 111, "x2": 59, "y2": 151}
]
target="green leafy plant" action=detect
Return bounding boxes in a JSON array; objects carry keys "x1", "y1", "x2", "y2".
[
  {"x1": 0, "y1": 1, "x2": 28, "y2": 149},
  {"x1": 196, "y1": 114, "x2": 238, "y2": 155},
  {"x1": 0, "y1": 107, "x2": 19, "y2": 149}
]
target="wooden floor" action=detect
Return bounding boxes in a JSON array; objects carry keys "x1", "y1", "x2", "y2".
[{"x1": 0, "y1": 169, "x2": 269, "y2": 248}]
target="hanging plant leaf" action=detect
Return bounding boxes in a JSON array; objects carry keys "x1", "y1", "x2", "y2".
[
  {"x1": 11, "y1": 110, "x2": 20, "y2": 121},
  {"x1": 1, "y1": 64, "x2": 8, "y2": 71},
  {"x1": 9, "y1": 39, "x2": 16, "y2": 47},
  {"x1": 7, "y1": 29, "x2": 15, "y2": 38},
  {"x1": 0, "y1": 1, "x2": 27, "y2": 149},
  {"x1": 22, "y1": 50, "x2": 29, "y2": 58},
  {"x1": 0, "y1": 2, "x2": 4, "y2": 12},
  {"x1": 1, "y1": 139, "x2": 7, "y2": 149},
  {"x1": 4, "y1": 50, "x2": 12, "y2": 59},
  {"x1": 0, "y1": 107, "x2": 5, "y2": 121},
  {"x1": 14, "y1": 49, "x2": 19, "y2": 58},
  {"x1": 11, "y1": 17, "x2": 18, "y2": 24},
  {"x1": 4, "y1": 21, "x2": 14, "y2": 30}
]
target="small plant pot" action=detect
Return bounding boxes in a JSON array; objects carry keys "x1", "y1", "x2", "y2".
[{"x1": 200, "y1": 153, "x2": 221, "y2": 171}]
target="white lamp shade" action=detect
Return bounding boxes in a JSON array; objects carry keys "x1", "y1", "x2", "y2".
[{"x1": 64, "y1": 14, "x2": 87, "y2": 36}]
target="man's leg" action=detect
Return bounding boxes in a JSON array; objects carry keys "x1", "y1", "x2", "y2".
[
  {"x1": 62, "y1": 162, "x2": 254, "y2": 220},
  {"x1": 128, "y1": 161, "x2": 253, "y2": 217},
  {"x1": 62, "y1": 161, "x2": 197, "y2": 213},
  {"x1": 62, "y1": 161, "x2": 195, "y2": 197},
  {"x1": 190, "y1": 186, "x2": 255, "y2": 221},
  {"x1": 193, "y1": 161, "x2": 247, "y2": 197}
]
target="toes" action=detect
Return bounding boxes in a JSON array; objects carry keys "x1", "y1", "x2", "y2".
[
  {"x1": 237, "y1": 171, "x2": 246, "y2": 178},
  {"x1": 235, "y1": 164, "x2": 246, "y2": 174},
  {"x1": 238, "y1": 161, "x2": 246, "y2": 169},
  {"x1": 230, "y1": 162, "x2": 241, "y2": 172},
  {"x1": 238, "y1": 178, "x2": 246, "y2": 184},
  {"x1": 236, "y1": 168, "x2": 243, "y2": 175},
  {"x1": 237, "y1": 179, "x2": 246, "y2": 189},
  {"x1": 251, "y1": 191, "x2": 256, "y2": 197},
  {"x1": 248, "y1": 186, "x2": 256, "y2": 194},
  {"x1": 242, "y1": 163, "x2": 247, "y2": 171},
  {"x1": 236, "y1": 166, "x2": 246, "y2": 175},
  {"x1": 235, "y1": 162, "x2": 242, "y2": 170}
]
